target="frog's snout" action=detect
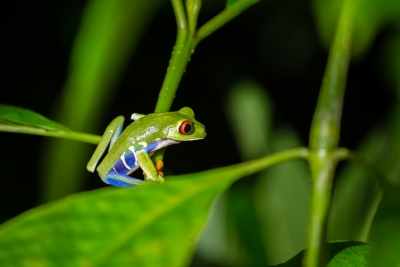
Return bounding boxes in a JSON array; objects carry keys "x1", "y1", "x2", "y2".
[{"x1": 201, "y1": 127, "x2": 207, "y2": 137}]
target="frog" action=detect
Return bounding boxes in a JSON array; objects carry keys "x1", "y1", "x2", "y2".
[{"x1": 87, "y1": 107, "x2": 206, "y2": 188}]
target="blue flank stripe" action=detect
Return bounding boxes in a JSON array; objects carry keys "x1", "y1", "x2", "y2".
[
  {"x1": 124, "y1": 149, "x2": 136, "y2": 168},
  {"x1": 146, "y1": 140, "x2": 160, "y2": 153},
  {"x1": 112, "y1": 149, "x2": 136, "y2": 174}
]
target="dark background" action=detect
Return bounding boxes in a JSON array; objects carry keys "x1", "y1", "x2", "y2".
[{"x1": 0, "y1": 0, "x2": 393, "y2": 224}]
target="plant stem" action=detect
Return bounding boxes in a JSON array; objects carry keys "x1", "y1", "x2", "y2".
[
  {"x1": 194, "y1": 0, "x2": 259, "y2": 46},
  {"x1": 239, "y1": 147, "x2": 309, "y2": 175},
  {"x1": 154, "y1": 0, "x2": 191, "y2": 113},
  {"x1": 0, "y1": 124, "x2": 101, "y2": 144},
  {"x1": 306, "y1": 0, "x2": 355, "y2": 266}
]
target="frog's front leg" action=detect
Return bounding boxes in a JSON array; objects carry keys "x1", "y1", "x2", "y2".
[
  {"x1": 136, "y1": 150, "x2": 165, "y2": 183},
  {"x1": 87, "y1": 116, "x2": 125, "y2": 173}
]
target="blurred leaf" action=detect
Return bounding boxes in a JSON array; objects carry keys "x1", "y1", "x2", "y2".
[
  {"x1": 368, "y1": 102, "x2": 400, "y2": 265},
  {"x1": 226, "y1": 180, "x2": 268, "y2": 266},
  {"x1": 369, "y1": 207, "x2": 400, "y2": 266},
  {"x1": 329, "y1": 101, "x2": 400, "y2": 242},
  {"x1": 195, "y1": 193, "x2": 231, "y2": 264},
  {"x1": 225, "y1": 80, "x2": 272, "y2": 160},
  {"x1": 205, "y1": 81, "x2": 309, "y2": 266},
  {"x1": 312, "y1": 0, "x2": 384, "y2": 57},
  {"x1": 195, "y1": 80, "x2": 272, "y2": 266},
  {"x1": 328, "y1": 128, "x2": 384, "y2": 241},
  {"x1": 40, "y1": 0, "x2": 163, "y2": 202},
  {"x1": 270, "y1": 241, "x2": 372, "y2": 267},
  {"x1": 0, "y1": 104, "x2": 68, "y2": 131},
  {"x1": 254, "y1": 128, "x2": 309, "y2": 265}
]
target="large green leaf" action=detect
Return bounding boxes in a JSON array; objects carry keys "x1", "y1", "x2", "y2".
[
  {"x1": 0, "y1": 148, "x2": 306, "y2": 266},
  {"x1": 0, "y1": 173, "x2": 234, "y2": 266},
  {"x1": 271, "y1": 241, "x2": 372, "y2": 267},
  {"x1": 0, "y1": 104, "x2": 68, "y2": 131}
]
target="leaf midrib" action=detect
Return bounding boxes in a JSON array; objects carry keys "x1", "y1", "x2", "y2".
[{"x1": 91, "y1": 174, "x2": 235, "y2": 265}]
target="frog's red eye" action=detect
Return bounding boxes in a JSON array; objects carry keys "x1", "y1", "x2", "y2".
[{"x1": 179, "y1": 120, "x2": 193, "y2": 135}]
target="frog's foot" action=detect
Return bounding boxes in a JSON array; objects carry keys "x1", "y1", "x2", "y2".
[
  {"x1": 143, "y1": 159, "x2": 165, "y2": 181},
  {"x1": 143, "y1": 174, "x2": 165, "y2": 183},
  {"x1": 156, "y1": 160, "x2": 164, "y2": 177}
]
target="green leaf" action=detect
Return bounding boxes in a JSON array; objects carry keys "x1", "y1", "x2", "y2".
[
  {"x1": 0, "y1": 104, "x2": 69, "y2": 131},
  {"x1": 270, "y1": 241, "x2": 372, "y2": 267},
  {"x1": 0, "y1": 149, "x2": 306, "y2": 266},
  {"x1": 254, "y1": 128, "x2": 310, "y2": 265},
  {"x1": 0, "y1": 173, "x2": 234, "y2": 266},
  {"x1": 224, "y1": 80, "x2": 272, "y2": 160}
]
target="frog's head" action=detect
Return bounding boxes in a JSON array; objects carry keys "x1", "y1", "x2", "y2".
[{"x1": 166, "y1": 107, "x2": 206, "y2": 141}]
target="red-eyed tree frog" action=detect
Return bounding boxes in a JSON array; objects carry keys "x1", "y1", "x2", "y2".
[{"x1": 87, "y1": 107, "x2": 206, "y2": 188}]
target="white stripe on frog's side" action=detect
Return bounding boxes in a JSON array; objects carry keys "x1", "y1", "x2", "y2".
[
  {"x1": 127, "y1": 146, "x2": 139, "y2": 167},
  {"x1": 120, "y1": 152, "x2": 132, "y2": 170},
  {"x1": 125, "y1": 146, "x2": 140, "y2": 175},
  {"x1": 139, "y1": 141, "x2": 147, "y2": 148},
  {"x1": 150, "y1": 139, "x2": 181, "y2": 152}
]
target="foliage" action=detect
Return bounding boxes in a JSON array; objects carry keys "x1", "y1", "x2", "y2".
[{"x1": 1, "y1": 0, "x2": 400, "y2": 266}]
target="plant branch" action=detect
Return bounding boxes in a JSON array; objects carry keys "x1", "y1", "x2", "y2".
[
  {"x1": 194, "y1": 0, "x2": 259, "y2": 46},
  {"x1": 305, "y1": 0, "x2": 356, "y2": 266},
  {"x1": 154, "y1": 0, "x2": 192, "y2": 113},
  {"x1": 0, "y1": 123, "x2": 101, "y2": 144}
]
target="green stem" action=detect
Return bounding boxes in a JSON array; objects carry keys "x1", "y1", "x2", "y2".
[
  {"x1": 0, "y1": 124, "x2": 101, "y2": 144},
  {"x1": 306, "y1": 0, "x2": 355, "y2": 266},
  {"x1": 240, "y1": 147, "x2": 309, "y2": 175},
  {"x1": 194, "y1": 0, "x2": 259, "y2": 46},
  {"x1": 309, "y1": 3, "x2": 354, "y2": 150},
  {"x1": 209, "y1": 147, "x2": 309, "y2": 177},
  {"x1": 154, "y1": 0, "x2": 191, "y2": 113},
  {"x1": 186, "y1": 0, "x2": 201, "y2": 36},
  {"x1": 306, "y1": 149, "x2": 349, "y2": 266}
]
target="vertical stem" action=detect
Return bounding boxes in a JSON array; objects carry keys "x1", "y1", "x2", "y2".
[
  {"x1": 309, "y1": 0, "x2": 354, "y2": 150},
  {"x1": 305, "y1": 0, "x2": 355, "y2": 266},
  {"x1": 154, "y1": 0, "x2": 194, "y2": 113},
  {"x1": 306, "y1": 151, "x2": 339, "y2": 266}
]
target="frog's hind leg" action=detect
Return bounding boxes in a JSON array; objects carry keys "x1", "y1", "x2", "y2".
[{"x1": 104, "y1": 171, "x2": 146, "y2": 188}]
